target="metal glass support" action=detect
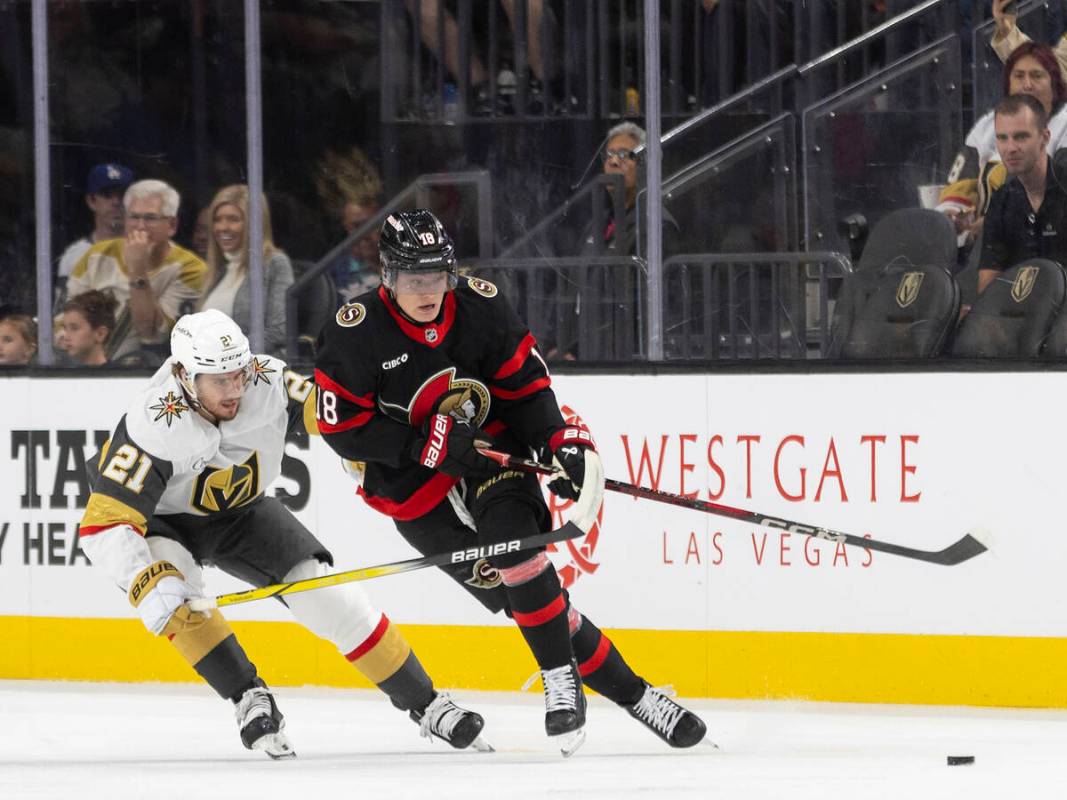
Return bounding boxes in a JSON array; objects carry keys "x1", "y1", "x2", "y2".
[
  {"x1": 644, "y1": 0, "x2": 663, "y2": 360},
  {"x1": 244, "y1": 0, "x2": 265, "y2": 352},
  {"x1": 32, "y1": 0, "x2": 53, "y2": 365}
]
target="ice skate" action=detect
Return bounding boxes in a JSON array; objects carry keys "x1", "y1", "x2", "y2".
[
  {"x1": 234, "y1": 684, "x2": 296, "y2": 760},
  {"x1": 540, "y1": 660, "x2": 587, "y2": 757},
  {"x1": 411, "y1": 692, "x2": 493, "y2": 752},
  {"x1": 624, "y1": 682, "x2": 709, "y2": 748}
]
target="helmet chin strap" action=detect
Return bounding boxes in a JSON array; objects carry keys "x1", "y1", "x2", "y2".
[{"x1": 172, "y1": 362, "x2": 219, "y2": 423}]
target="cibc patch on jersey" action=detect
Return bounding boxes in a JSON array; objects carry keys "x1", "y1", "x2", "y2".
[
  {"x1": 336, "y1": 302, "x2": 367, "y2": 328},
  {"x1": 389, "y1": 366, "x2": 491, "y2": 428}
]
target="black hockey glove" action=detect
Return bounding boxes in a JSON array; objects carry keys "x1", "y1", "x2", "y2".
[
  {"x1": 545, "y1": 424, "x2": 597, "y2": 501},
  {"x1": 411, "y1": 413, "x2": 494, "y2": 478}
]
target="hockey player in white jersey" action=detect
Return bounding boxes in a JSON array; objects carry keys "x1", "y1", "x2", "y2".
[{"x1": 78, "y1": 309, "x2": 486, "y2": 759}]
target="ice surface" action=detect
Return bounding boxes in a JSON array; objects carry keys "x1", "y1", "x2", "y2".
[{"x1": 1, "y1": 680, "x2": 1066, "y2": 799}]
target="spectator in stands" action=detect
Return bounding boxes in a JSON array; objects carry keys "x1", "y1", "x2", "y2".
[
  {"x1": 315, "y1": 146, "x2": 384, "y2": 302},
  {"x1": 0, "y1": 314, "x2": 38, "y2": 366},
  {"x1": 56, "y1": 162, "x2": 134, "y2": 308},
  {"x1": 67, "y1": 179, "x2": 205, "y2": 362},
  {"x1": 578, "y1": 122, "x2": 678, "y2": 255},
  {"x1": 977, "y1": 94, "x2": 1067, "y2": 295},
  {"x1": 199, "y1": 184, "x2": 294, "y2": 355},
  {"x1": 59, "y1": 289, "x2": 118, "y2": 367},
  {"x1": 938, "y1": 40, "x2": 1067, "y2": 246},
  {"x1": 403, "y1": 0, "x2": 557, "y2": 114},
  {"x1": 991, "y1": 0, "x2": 1067, "y2": 82}
]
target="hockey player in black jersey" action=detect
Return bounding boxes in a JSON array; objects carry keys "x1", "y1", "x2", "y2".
[
  {"x1": 314, "y1": 209, "x2": 707, "y2": 755},
  {"x1": 79, "y1": 309, "x2": 487, "y2": 758}
]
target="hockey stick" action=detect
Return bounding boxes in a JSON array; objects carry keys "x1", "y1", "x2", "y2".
[
  {"x1": 188, "y1": 451, "x2": 606, "y2": 610},
  {"x1": 188, "y1": 522, "x2": 587, "y2": 610},
  {"x1": 479, "y1": 447, "x2": 988, "y2": 567}
]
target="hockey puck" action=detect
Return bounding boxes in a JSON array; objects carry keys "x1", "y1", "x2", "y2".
[{"x1": 946, "y1": 755, "x2": 975, "y2": 766}]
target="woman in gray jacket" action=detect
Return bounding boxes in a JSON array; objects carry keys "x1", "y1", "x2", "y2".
[{"x1": 199, "y1": 184, "x2": 294, "y2": 354}]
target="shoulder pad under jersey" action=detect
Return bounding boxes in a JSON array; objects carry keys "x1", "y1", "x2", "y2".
[{"x1": 123, "y1": 373, "x2": 215, "y2": 466}]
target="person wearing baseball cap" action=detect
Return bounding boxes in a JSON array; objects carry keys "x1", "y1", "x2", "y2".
[{"x1": 56, "y1": 163, "x2": 135, "y2": 307}]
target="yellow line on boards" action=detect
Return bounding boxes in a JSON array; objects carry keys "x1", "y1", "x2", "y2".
[{"x1": 3, "y1": 616, "x2": 1067, "y2": 708}]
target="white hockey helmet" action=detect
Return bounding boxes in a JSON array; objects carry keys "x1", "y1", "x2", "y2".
[{"x1": 170, "y1": 310, "x2": 252, "y2": 402}]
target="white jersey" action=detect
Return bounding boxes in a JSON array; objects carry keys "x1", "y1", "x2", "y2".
[
  {"x1": 81, "y1": 356, "x2": 313, "y2": 533},
  {"x1": 78, "y1": 355, "x2": 316, "y2": 587}
]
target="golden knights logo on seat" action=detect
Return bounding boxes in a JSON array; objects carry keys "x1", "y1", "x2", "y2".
[
  {"x1": 191, "y1": 452, "x2": 261, "y2": 513},
  {"x1": 895, "y1": 272, "x2": 924, "y2": 309},
  {"x1": 1012, "y1": 266, "x2": 1039, "y2": 303}
]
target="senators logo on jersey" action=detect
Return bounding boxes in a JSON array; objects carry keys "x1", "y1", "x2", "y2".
[
  {"x1": 382, "y1": 367, "x2": 491, "y2": 428},
  {"x1": 464, "y1": 557, "x2": 502, "y2": 589},
  {"x1": 191, "y1": 452, "x2": 261, "y2": 513}
]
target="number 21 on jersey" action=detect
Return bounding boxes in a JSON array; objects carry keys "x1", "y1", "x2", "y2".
[{"x1": 102, "y1": 443, "x2": 153, "y2": 493}]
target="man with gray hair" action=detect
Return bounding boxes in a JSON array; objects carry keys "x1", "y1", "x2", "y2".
[{"x1": 67, "y1": 179, "x2": 206, "y2": 362}]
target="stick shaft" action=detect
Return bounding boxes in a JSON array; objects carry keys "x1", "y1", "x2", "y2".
[
  {"x1": 192, "y1": 521, "x2": 586, "y2": 610},
  {"x1": 479, "y1": 448, "x2": 986, "y2": 566}
]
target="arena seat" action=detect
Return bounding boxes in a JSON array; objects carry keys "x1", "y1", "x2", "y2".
[
  {"x1": 951, "y1": 259, "x2": 1066, "y2": 358},
  {"x1": 827, "y1": 262, "x2": 959, "y2": 358},
  {"x1": 854, "y1": 208, "x2": 958, "y2": 273}
]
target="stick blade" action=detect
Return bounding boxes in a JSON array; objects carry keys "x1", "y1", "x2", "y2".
[{"x1": 927, "y1": 532, "x2": 989, "y2": 566}]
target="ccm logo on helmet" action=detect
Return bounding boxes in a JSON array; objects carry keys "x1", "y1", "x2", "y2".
[
  {"x1": 382, "y1": 353, "x2": 409, "y2": 370},
  {"x1": 420, "y1": 414, "x2": 451, "y2": 469}
]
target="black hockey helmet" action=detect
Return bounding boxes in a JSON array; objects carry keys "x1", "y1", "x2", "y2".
[{"x1": 379, "y1": 209, "x2": 459, "y2": 292}]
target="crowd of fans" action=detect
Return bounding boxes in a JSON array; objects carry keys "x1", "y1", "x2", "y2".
[
  {"x1": 1, "y1": 137, "x2": 387, "y2": 369},
  {"x1": 4, "y1": 1, "x2": 1067, "y2": 368}
]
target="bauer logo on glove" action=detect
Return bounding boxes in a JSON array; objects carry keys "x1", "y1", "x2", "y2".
[
  {"x1": 411, "y1": 413, "x2": 495, "y2": 477},
  {"x1": 546, "y1": 424, "x2": 597, "y2": 501}
]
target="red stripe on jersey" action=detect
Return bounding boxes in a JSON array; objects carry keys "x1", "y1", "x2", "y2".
[
  {"x1": 345, "y1": 613, "x2": 389, "y2": 662},
  {"x1": 578, "y1": 633, "x2": 612, "y2": 676},
  {"x1": 357, "y1": 419, "x2": 509, "y2": 520},
  {"x1": 380, "y1": 286, "x2": 456, "y2": 348},
  {"x1": 317, "y1": 410, "x2": 374, "y2": 433},
  {"x1": 314, "y1": 369, "x2": 375, "y2": 408},
  {"x1": 490, "y1": 376, "x2": 551, "y2": 400},
  {"x1": 493, "y1": 333, "x2": 538, "y2": 379},
  {"x1": 512, "y1": 594, "x2": 566, "y2": 627},
  {"x1": 78, "y1": 523, "x2": 146, "y2": 538},
  {"x1": 359, "y1": 472, "x2": 460, "y2": 521}
]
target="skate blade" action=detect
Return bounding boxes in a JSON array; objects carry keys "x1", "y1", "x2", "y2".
[
  {"x1": 470, "y1": 735, "x2": 495, "y2": 753},
  {"x1": 553, "y1": 727, "x2": 587, "y2": 758},
  {"x1": 254, "y1": 733, "x2": 297, "y2": 760}
]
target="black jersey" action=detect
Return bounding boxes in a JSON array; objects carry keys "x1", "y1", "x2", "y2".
[{"x1": 313, "y1": 279, "x2": 567, "y2": 521}]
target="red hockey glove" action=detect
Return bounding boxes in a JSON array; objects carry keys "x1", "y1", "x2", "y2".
[
  {"x1": 411, "y1": 413, "x2": 495, "y2": 477},
  {"x1": 546, "y1": 424, "x2": 597, "y2": 501}
]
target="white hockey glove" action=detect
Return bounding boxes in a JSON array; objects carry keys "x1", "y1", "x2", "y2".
[
  {"x1": 128, "y1": 561, "x2": 208, "y2": 636},
  {"x1": 546, "y1": 424, "x2": 597, "y2": 501}
]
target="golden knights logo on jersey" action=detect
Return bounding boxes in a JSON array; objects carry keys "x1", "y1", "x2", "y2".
[
  {"x1": 191, "y1": 452, "x2": 261, "y2": 513},
  {"x1": 149, "y1": 391, "x2": 189, "y2": 427},
  {"x1": 251, "y1": 357, "x2": 276, "y2": 386}
]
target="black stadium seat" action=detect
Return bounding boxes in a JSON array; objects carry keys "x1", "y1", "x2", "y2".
[
  {"x1": 952, "y1": 259, "x2": 1067, "y2": 358},
  {"x1": 828, "y1": 262, "x2": 959, "y2": 358},
  {"x1": 828, "y1": 208, "x2": 959, "y2": 358},
  {"x1": 855, "y1": 208, "x2": 958, "y2": 274}
]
